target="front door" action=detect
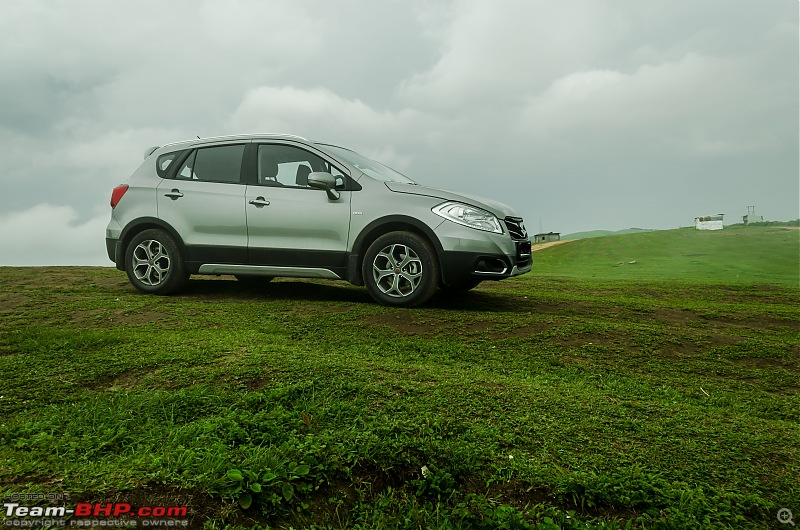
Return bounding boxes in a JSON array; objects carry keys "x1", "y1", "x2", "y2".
[{"x1": 245, "y1": 143, "x2": 352, "y2": 275}]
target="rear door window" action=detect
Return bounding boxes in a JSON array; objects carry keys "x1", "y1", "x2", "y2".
[{"x1": 176, "y1": 144, "x2": 246, "y2": 184}]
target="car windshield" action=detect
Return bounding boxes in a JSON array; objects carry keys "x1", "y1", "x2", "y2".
[{"x1": 317, "y1": 144, "x2": 418, "y2": 184}]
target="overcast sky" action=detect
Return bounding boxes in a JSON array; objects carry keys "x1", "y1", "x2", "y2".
[{"x1": 0, "y1": 0, "x2": 797, "y2": 265}]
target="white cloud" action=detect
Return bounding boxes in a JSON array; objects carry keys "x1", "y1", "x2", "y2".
[
  {"x1": 0, "y1": 204, "x2": 109, "y2": 266},
  {"x1": 516, "y1": 51, "x2": 788, "y2": 162},
  {"x1": 399, "y1": 0, "x2": 616, "y2": 111},
  {"x1": 228, "y1": 85, "x2": 438, "y2": 156}
]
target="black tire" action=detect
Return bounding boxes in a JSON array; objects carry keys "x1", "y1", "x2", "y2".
[
  {"x1": 440, "y1": 279, "x2": 482, "y2": 295},
  {"x1": 125, "y1": 229, "x2": 189, "y2": 295},
  {"x1": 362, "y1": 231, "x2": 440, "y2": 307}
]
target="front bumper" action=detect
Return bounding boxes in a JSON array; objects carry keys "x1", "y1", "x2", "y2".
[
  {"x1": 434, "y1": 215, "x2": 532, "y2": 285},
  {"x1": 439, "y1": 239, "x2": 532, "y2": 285}
]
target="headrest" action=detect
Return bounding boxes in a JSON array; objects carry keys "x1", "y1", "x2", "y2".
[
  {"x1": 296, "y1": 165, "x2": 311, "y2": 186},
  {"x1": 259, "y1": 149, "x2": 278, "y2": 179}
]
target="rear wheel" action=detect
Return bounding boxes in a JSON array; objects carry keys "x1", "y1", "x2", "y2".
[
  {"x1": 362, "y1": 231, "x2": 440, "y2": 307},
  {"x1": 125, "y1": 229, "x2": 188, "y2": 295}
]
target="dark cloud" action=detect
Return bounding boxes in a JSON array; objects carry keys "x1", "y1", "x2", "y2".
[{"x1": 0, "y1": 0, "x2": 796, "y2": 264}]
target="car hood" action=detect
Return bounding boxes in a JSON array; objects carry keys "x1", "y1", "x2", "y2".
[{"x1": 384, "y1": 182, "x2": 518, "y2": 219}]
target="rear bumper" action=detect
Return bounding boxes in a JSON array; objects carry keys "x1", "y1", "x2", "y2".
[{"x1": 106, "y1": 238, "x2": 125, "y2": 271}]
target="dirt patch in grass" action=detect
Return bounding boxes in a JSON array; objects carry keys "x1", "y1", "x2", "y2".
[
  {"x1": 732, "y1": 357, "x2": 792, "y2": 370},
  {"x1": 243, "y1": 376, "x2": 279, "y2": 390},
  {"x1": 466, "y1": 320, "x2": 496, "y2": 333},
  {"x1": 318, "y1": 305, "x2": 352, "y2": 313},
  {"x1": 649, "y1": 308, "x2": 705, "y2": 326},
  {"x1": 90, "y1": 274, "x2": 132, "y2": 290},
  {"x1": 649, "y1": 330, "x2": 744, "y2": 358},
  {"x1": 501, "y1": 322, "x2": 554, "y2": 338},
  {"x1": 105, "y1": 369, "x2": 145, "y2": 391},
  {"x1": 0, "y1": 293, "x2": 34, "y2": 311},
  {"x1": 548, "y1": 328, "x2": 746, "y2": 359},
  {"x1": 364, "y1": 313, "x2": 439, "y2": 335},
  {"x1": 560, "y1": 355, "x2": 596, "y2": 365},
  {"x1": 549, "y1": 329, "x2": 638, "y2": 352},
  {"x1": 93, "y1": 367, "x2": 162, "y2": 391},
  {"x1": 698, "y1": 313, "x2": 798, "y2": 330}
]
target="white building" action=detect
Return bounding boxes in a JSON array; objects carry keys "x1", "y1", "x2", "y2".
[
  {"x1": 743, "y1": 206, "x2": 763, "y2": 225},
  {"x1": 695, "y1": 214, "x2": 724, "y2": 231},
  {"x1": 534, "y1": 232, "x2": 561, "y2": 243}
]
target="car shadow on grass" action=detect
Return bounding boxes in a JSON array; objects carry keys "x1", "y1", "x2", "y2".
[
  {"x1": 426, "y1": 290, "x2": 526, "y2": 312},
  {"x1": 178, "y1": 277, "x2": 373, "y2": 304},
  {"x1": 175, "y1": 276, "x2": 527, "y2": 313}
]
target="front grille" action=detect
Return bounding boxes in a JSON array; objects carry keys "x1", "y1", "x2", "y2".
[{"x1": 504, "y1": 217, "x2": 528, "y2": 241}]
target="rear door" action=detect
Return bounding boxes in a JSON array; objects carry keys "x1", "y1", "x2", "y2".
[
  {"x1": 156, "y1": 143, "x2": 248, "y2": 267},
  {"x1": 244, "y1": 142, "x2": 352, "y2": 275}
]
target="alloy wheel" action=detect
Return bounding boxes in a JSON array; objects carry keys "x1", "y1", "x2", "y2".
[
  {"x1": 371, "y1": 243, "x2": 423, "y2": 298},
  {"x1": 132, "y1": 239, "x2": 171, "y2": 286}
]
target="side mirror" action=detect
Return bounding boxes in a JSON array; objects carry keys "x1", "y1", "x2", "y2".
[{"x1": 307, "y1": 172, "x2": 340, "y2": 200}]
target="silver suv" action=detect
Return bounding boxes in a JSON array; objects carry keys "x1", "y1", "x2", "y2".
[{"x1": 106, "y1": 134, "x2": 531, "y2": 307}]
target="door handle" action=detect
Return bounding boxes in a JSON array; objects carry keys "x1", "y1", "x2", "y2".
[
  {"x1": 249, "y1": 197, "x2": 270, "y2": 207},
  {"x1": 164, "y1": 189, "x2": 184, "y2": 200}
]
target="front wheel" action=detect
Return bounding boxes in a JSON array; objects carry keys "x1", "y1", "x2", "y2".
[
  {"x1": 125, "y1": 229, "x2": 188, "y2": 295},
  {"x1": 362, "y1": 231, "x2": 440, "y2": 307}
]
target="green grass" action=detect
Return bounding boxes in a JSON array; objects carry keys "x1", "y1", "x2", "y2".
[
  {"x1": 0, "y1": 227, "x2": 797, "y2": 529},
  {"x1": 537, "y1": 226, "x2": 799, "y2": 286}
]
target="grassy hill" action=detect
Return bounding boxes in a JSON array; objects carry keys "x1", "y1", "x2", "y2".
[
  {"x1": 535, "y1": 225, "x2": 799, "y2": 286},
  {"x1": 562, "y1": 228, "x2": 656, "y2": 240},
  {"x1": 0, "y1": 227, "x2": 797, "y2": 528}
]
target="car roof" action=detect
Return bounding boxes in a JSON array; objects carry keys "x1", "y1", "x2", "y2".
[
  {"x1": 159, "y1": 133, "x2": 310, "y2": 150},
  {"x1": 147, "y1": 134, "x2": 358, "y2": 162}
]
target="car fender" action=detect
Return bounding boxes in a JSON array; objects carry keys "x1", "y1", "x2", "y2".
[
  {"x1": 347, "y1": 214, "x2": 445, "y2": 285},
  {"x1": 116, "y1": 217, "x2": 188, "y2": 270}
]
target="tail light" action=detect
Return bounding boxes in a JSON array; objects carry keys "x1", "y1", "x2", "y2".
[{"x1": 110, "y1": 185, "x2": 129, "y2": 208}]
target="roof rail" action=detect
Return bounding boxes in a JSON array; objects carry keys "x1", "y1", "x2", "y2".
[
  {"x1": 195, "y1": 133, "x2": 309, "y2": 141},
  {"x1": 260, "y1": 133, "x2": 309, "y2": 141},
  {"x1": 159, "y1": 133, "x2": 310, "y2": 150}
]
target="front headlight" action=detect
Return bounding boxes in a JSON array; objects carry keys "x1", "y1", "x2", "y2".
[{"x1": 432, "y1": 201, "x2": 503, "y2": 234}]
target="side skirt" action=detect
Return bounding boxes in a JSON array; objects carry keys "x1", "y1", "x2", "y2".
[{"x1": 197, "y1": 264, "x2": 342, "y2": 280}]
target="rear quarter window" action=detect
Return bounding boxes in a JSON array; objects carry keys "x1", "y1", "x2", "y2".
[
  {"x1": 156, "y1": 151, "x2": 182, "y2": 178},
  {"x1": 176, "y1": 144, "x2": 246, "y2": 184}
]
